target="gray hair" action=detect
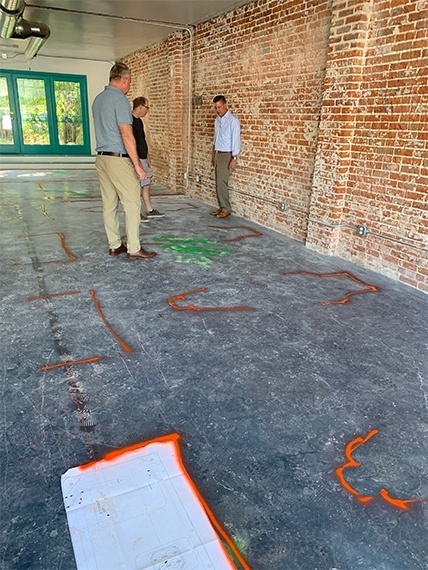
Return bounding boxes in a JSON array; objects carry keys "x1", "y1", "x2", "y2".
[{"x1": 109, "y1": 62, "x2": 131, "y2": 82}]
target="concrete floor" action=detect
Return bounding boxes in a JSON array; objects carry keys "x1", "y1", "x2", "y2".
[{"x1": 0, "y1": 169, "x2": 427, "y2": 570}]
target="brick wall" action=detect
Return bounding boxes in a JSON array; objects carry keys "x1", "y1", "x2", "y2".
[
  {"x1": 307, "y1": 0, "x2": 428, "y2": 291},
  {"x1": 124, "y1": 0, "x2": 427, "y2": 292},
  {"x1": 125, "y1": 32, "x2": 189, "y2": 193},
  {"x1": 191, "y1": 0, "x2": 332, "y2": 241}
]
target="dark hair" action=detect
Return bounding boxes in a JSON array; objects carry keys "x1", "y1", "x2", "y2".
[
  {"x1": 133, "y1": 96, "x2": 148, "y2": 109},
  {"x1": 213, "y1": 95, "x2": 226, "y2": 104},
  {"x1": 109, "y1": 62, "x2": 131, "y2": 82}
]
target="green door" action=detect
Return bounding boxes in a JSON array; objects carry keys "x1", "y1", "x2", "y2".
[
  {"x1": 54, "y1": 79, "x2": 86, "y2": 149},
  {"x1": 0, "y1": 70, "x2": 90, "y2": 156},
  {"x1": 17, "y1": 76, "x2": 52, "y2": 153},
  {"x1": 0, "y1": 74, "x2": 19, "y2": 153}
]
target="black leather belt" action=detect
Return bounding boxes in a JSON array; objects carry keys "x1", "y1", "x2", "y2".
[
  {"x1": 97, "y1": 151, "x2": 130, "y2": 158},
  {"x1": 216, "y1": 150, "x2": 231, "y2": 153}
]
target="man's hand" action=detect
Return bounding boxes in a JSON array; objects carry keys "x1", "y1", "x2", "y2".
[
  {"x1": 229, "y1": 157, "x2": 237, "y2": 171},
  {"x1": 119, "y1": 123, "x2": 146, "y2": 179},
  {"x1": 135, "y1": 164, "x2": 147, "y2": 180}
]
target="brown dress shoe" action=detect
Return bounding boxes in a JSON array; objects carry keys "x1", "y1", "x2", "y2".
[
  {"x1": 109, "y1": 243, "x2": 127, "y2": 256},
  {"x1": 127, "y1": 248, "x2": 157, "y2": 259},
  {"x1": 216, "y1": 210, "x2": 231, "y2": 218},
  {"x1": 210, "y1": 208, "x2": 222, "y2": 216}
]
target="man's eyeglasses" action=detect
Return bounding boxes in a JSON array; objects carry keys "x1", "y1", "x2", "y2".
[{"x1": 142, "y1": 105, "x2": 150, "y2": 110}]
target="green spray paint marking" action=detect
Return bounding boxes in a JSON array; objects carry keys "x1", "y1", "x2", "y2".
[
  {"x1": 154, "y1": 236, "x2": 233, "y2": 267},
  {"x1": 37, "y1": 182, "x2": 91, "y2": 198},
  {"x1": 223, "y1": 535, "x2": 249, "y2": 569},
  {"x1": 66, "y1": 191, "x2": 92, "y2": 197}
]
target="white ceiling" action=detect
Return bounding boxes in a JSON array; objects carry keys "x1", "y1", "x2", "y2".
[{"x1": 0, "y1": 0, "x2": 254, "y2": 62}]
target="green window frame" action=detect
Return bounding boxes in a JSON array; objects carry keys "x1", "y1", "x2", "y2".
[{"x1": 0, "y1": 69, "x2": 90, "y2": 156}]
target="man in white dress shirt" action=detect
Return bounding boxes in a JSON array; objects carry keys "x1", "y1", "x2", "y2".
[{"x1": 210, "y1": 95, "x2": 241, "y2": 218}]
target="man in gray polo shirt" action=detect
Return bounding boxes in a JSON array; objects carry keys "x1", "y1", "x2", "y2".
[{"x1": 92, "y1": 62, "x2": 156, "y2": 259}]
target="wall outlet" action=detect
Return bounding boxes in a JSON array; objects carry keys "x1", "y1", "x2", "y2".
[
  {"x1": 356, "y1": 224, "x2": 368, "y2": 237},
  {"x1": 195, "y1": 175, "x2": 201, "y2": 182},
  {"x1": 280, "y1": 202, "x2": 288, "y2": 211},
  {"x1": 183, "y1": 172, "x2": 188, "y2": 180}
]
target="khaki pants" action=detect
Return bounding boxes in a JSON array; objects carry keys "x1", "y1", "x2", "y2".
[
  {"x1": 95, "y1": 155, "x2": 142, "y2": 254},
  {"x1": 214, "y1": 151, "x2": 232, "y2": 212}
]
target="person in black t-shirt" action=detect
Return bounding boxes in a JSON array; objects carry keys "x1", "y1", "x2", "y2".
[{"x1": 132, "y1": 97, "x2": 165, "y2": 221}]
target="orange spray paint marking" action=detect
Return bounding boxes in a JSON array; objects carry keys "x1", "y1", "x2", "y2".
[
  {"x1": 172, "y1": 436, "x2": 251, "y2": 570},
  {"x1": 80, "y1": 206, "x2": 103, "y2": 213},
  {"x1": 167, "y1": 203, "x2": 198, "y2": 211},
  {"x1": 16, "y1": 232, "x2": 77, "y2": 265},
  {"x1": 378, "y1": 489, "x2": 427, "y2": 511},
  {"x1": 78, "y1": 433, "x2": 182, "y2": 471},
  {"x1": 89, "y1": 289, "x2": 133, "y2": 353},
  {"x1": 168, "y1": 287, "x2": 254, "y2": 312},
  {"x1": 336, "y1": 430, "x2": 428, "y2": 511},
  {"x1": 209, "y1": 225, "x2": 262, "y2": 242},
  {"x1": 40, "y1": 356, "x2": 101, "y2": 371},
  {"x1": 284, "y1": 271, "x2": 380, "y2": 304},
  {"x1": 335, "y1": 429, "x2": 378, "y2": 504},
  {"x1": 77, "y1": 433, "x2": 250, "y2": 570},
  {"x1": 27, "y1": 290, "x2": 81, "y2": 301}
]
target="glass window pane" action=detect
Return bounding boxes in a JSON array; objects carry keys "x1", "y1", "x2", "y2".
[
  {"x1": 0, "y1": 77, "x2": 14, "y2": 145},
  {"x1": 17, "y1": 78, "x2": 50, "y2": 145},
  {"x1": 54, "y1": 81, "x2": 83, "y2": 146}
]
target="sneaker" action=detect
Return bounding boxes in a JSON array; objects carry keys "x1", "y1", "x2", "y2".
[
  {"x1": 140, "y1": 214, "x2": 150, "y2": 223},
  {"x1": 147, "y1": 209, "x2": 165, "y2": 218}
]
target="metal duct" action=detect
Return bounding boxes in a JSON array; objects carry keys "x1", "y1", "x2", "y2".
[
  {"x1": 0, "y1": 0, "x2": 25, "y2": 38},
  {"x1": 11, "y1": 18, "x2": 50, "y2": 58},
  {"x1": 24, "y1": 33, "x2": 48, "y2": 59},
  {"x1": 0, "y1": 0, "x2": 50, "y2": 58}
]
